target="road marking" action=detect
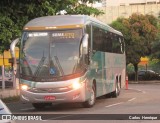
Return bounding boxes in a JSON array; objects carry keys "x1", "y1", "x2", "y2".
[
  {"x1": 128, "y1": 97, "x2": 136, "y2": 102},
  {"x1": 105, "y1": 102, "x2": 124, "y2": 108},
  {"x1": 142, "y1": 91, "x2": 146, "y2": 94},
  {"x1": 129, "y1": 88, "x2": 146, "y2": 94},
  {"x1": 105, "y1": 97, "x2": 136, "y2": 108},
  {"x1": 20, "y1": 107, "x2": 34, "y2": 111}
]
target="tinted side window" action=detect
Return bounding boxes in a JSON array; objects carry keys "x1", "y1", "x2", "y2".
[
  {"x1": 112, "y1": 34, "x2": 122, "y2": 54},
  {"x1": 93, "y1": 26, "x2": 103, "y2": 51},
  {"x1": 103, "y1": 32, "x2": 112, "y2": 52},
  {"x1": 92, "y1": 25, "x2": 124, "y2": 54},
  {"x1": 120, "y1": 37, "x2": 125, "y2": 54}
]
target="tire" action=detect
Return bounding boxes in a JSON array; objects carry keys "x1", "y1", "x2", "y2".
[
  {"x1": 32, "y1": 103, "x2": 51, "y2": 109},
  {"x1": 82, "y1": 84, "x2": 96, "y2": 108},
  {"x1": 111, "y1": 82, "x2": 120, "y2": 98}
]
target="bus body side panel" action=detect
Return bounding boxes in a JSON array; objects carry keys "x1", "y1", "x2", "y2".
[
  {"x1": 104, "y1": 53, "x2": 126, "y2": 93},
  {"x1": 104, "y1": 52, "x2": 115, "y2": 94},
  {"x1": 89, "y1": 51, "x2": 126, "y2": 97}
]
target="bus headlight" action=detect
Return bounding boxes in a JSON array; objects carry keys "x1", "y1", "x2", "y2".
[
  {"x1": 72, "y1": 81, "x2": 81, "y2": 90},
  {"x1": 21, "y1": 84, "x2": 29, "y2": 91}
]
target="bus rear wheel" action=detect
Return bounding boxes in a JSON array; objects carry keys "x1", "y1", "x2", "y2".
[
  {"x1": 111, "y1": 82, "x2": 120, "y2": 98},
  {"x1": 82, "y1": 84, "x2": 96, "y2": 108}
]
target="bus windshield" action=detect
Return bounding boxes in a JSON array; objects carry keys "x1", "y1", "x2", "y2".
[{"x1": 20, "y1": 29, "x2": 84, "y2": 81}]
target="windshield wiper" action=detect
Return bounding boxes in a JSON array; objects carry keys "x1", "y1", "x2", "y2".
[
  {"x1": 34, "y1": 56, "x2": 46, "y2": 77},
  {"x1": 54, "y1": 56, "x2": 64, "y2": 76},
  {"x1": 23, "y1": 57, "x2": 33, "y2": 75},
  {"x1": 72, "y1": 60, "x2": 78, "y2": 73}
]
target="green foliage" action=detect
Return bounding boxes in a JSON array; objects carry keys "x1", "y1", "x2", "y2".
[
  {"x1": 0, "y1": 0, "x2": 103, "y2": 53},
  {"x1": 111, "y1": 13, "x2": 158, "y2": 81},
  {"x1": 149, "y1": 59, "x2": 160, "y2": 73},
  {"x1": 151, "y1": 40, "x2": 160, "y2": 59},
  {"x1": 151, "y1": 20, "x2": 160, "y2": 59},
  {"x1": 0, "y1": 15, "x2": 21, "y2": 53},
  {"x1": 146, "y1": 14, "x2": 158, "y2": 27},
  {"x1": 111, "y1": 13, "x2": 158, "y2": 65}
]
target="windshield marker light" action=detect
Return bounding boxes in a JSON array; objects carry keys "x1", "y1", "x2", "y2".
[
  {"x1": 45, "y1": 26, "x2": 57, "y2": 29},
  {"x1": 28, "y1": 33, "x2": 48, "y2": 37},
  {"x1": 21, "y1": 84, "x2": 29, "y2": 91}
]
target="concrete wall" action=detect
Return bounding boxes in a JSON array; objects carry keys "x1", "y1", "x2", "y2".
[{"x1": 97, "y1": 4, "x2": 160, "y2": 24}]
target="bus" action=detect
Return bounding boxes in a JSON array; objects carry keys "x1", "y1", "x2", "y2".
[{"x1": 10, "y1": 15, "x2": 126, "y2": 109}]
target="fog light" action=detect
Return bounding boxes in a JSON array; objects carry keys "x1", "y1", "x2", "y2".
[{"x1": 21, "y1": 85, "x2": 29, "y2": 91}]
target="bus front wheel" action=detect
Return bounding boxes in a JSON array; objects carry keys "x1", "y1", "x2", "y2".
[{"x1": 82, "y1": 84, "x2": 96, "y2": 108}]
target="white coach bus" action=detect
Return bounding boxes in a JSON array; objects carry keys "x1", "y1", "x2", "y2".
[{"x1": 10, "y1": 15, "x2": 126, "y2": 109}]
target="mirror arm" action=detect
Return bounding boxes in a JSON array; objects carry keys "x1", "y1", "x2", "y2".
[{"x1": 10, "y1": 38, "x2": 19, "y2": 72}]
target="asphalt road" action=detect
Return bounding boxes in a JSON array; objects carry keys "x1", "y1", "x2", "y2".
[{"x1": 6, "y1": 83, "x2": 160, "y2": 123}]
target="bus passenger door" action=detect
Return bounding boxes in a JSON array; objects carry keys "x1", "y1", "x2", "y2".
[
  {"x1": 91, "y1": 25, "x2": 109, "y2": 97},
  {"x1": 91, "y1": 51, "x2": 104, "y2": 97}
]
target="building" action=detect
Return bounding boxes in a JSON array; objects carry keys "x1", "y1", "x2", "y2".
[
  {"x1": 97, "y1": 0, "x2": 160, "y2": 24},
  {"x1": 102, "y1": 0, "x2": 160, "y2": 7}
]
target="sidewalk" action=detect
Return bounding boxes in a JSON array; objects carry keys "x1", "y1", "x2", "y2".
[
  {"x1": 129, "y1": 80, "x2": 160, "y2": 84},
  {"x1": 0, "y1": 78, "x2": 20, "y2": 99},
  {"x1": 0, "y1": 88, "x2": 20, "y2": 99}
]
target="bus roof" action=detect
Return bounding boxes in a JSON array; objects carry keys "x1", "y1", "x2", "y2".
[{"x1": 24, "y1": 15, "x2": 123, "y2": 36}]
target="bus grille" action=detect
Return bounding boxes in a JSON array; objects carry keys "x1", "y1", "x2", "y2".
[{"x1": 29, "y1": 87, "x2": 72, "y2": 93}]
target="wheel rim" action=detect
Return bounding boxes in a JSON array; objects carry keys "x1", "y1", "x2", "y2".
[
  {"x1": 116, "y1": 82, "x2": 120, "y2": 95},
  {"x1": 115, "y1": 84, "x2": 118, "y2": 94},
  {"x1": 118, "y1": 82, "x2": 120, "y2": 91}
]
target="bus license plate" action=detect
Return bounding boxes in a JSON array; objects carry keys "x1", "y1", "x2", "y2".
[{"x1": 44, "y1": 96, "x2": 56, "y2": 100}]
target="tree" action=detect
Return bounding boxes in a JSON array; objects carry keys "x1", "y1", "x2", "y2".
[
  {"x1": 152, "y1": 40, "x2": 160, "y2": 59},
  {"x1": 148, "y1": 14, "x2": 160, "y2": 74},
  {"x1": 0, "y1": 0, "x2": 103, "y2": 53},
  {"x1": 111, "y1": 13, "x2": 158, "y2": 81},
  {"x1": 151, "y1": 19, "x2": 160, "y2": 59},
  {"x1": 0, "y1": 15, "x2": 20, "y2": 53}
]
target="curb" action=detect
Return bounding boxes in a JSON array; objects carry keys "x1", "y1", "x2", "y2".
[{"x1": 129, "y1": 81, "x2": 160, "y2": 84}]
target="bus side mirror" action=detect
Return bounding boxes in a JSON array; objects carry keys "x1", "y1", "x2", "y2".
[
  {"x1": 82, "y1": 34, "x2": 89, "y2": 55},
  {"x1": 10, "y1": 38, "x2": 19, "y2": 72}
]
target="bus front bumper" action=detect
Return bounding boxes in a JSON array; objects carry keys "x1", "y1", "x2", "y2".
[{"x1": 20, "y1": 84, "x2": 87, "y2": 103}]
